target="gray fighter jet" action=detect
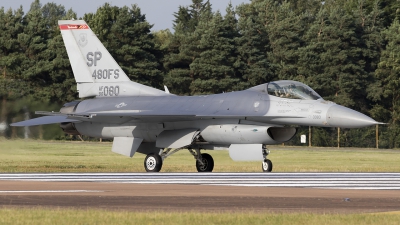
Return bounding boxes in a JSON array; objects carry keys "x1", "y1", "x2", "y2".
[{"x1": 11, "y1": 20, "x2": 382, "y2": 172}]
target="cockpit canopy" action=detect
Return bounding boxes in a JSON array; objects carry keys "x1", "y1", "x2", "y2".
[{"x1": 249, "y1": 80, "x2": 322, "y2": 100}]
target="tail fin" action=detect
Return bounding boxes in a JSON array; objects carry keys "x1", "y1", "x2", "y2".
[{"x1": 58, "y1": 20, "x2": 167, "y2": 98}]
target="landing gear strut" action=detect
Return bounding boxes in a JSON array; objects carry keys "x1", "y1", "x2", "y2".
[
  {"x1": 262, "y1": 145, "x2": 273, "y2": 172},
  {"x1": 190, "y1": 149, "x2": 214, "y2": 172}
]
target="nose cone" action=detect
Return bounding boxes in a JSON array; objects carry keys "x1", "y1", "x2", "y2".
[{"x1": 327, "y1": 105, "x2": 380, "y2": 128}]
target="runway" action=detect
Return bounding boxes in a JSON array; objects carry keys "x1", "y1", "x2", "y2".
[
  {"x1": 1, "y1": 173, "x2": 400, "y2": 213},
  {"x1": 1, "y1": 173, "x2": 400, "y2": 189}
]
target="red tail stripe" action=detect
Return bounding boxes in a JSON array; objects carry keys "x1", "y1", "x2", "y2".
[{"x1": 59, "y1": 24, "x2": 89, "y2": 30}]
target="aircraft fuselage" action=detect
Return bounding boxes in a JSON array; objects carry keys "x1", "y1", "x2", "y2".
[{"x1": 67, "y1": 88, "x2": 372, "y2": 146}]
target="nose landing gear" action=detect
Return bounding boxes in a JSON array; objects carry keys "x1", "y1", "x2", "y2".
[{"x1": 262, "y1": 145, "x2": 273, "y2": 172}]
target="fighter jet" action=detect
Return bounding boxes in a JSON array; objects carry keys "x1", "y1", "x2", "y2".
[{"x1": 11, "y1": 20, "x2": 382, "y2": 172}]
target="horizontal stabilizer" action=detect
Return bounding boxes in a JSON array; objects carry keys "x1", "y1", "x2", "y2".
[{"x1": 10, "y1": 116, "x2": 80, "y2": 127}]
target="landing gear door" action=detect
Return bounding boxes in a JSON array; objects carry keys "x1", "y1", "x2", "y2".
[
  {"x1": 112, "y1": 137, "x2": 143, "y2": 157},
  {"x1": 156, "y1": 128, "x2": 199, "y2": 148},
  {"x1": 229, "y1": 144, "x2": 263, "y2": 161}
]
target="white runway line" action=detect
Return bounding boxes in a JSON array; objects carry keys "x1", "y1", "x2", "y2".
[{"x1": 1, "y1": 173, "x2": 400, "y2": 190}]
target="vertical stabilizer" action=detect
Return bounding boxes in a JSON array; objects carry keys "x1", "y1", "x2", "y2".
[{"x1": 58, "y1": 20, "x2": 167, "y2": 97}]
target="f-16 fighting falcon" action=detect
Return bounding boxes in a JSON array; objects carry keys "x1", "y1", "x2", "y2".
[{"x1": 11, "y1": 20, "x2": 382, "y2": 172}]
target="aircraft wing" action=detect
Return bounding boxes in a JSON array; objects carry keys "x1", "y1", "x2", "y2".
[
  {"x1": 35, "y1": 111, "x2": 196, "y2": 119},
  {"x1": 10, "y1": 116, "x2": 80, "y2": 127},
  {"x1": 33, "y1": 111, "x2": 198, "y2": 123}
]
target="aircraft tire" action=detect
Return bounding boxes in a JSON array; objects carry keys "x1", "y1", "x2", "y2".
[
  {"x1": 144, "y1": 153, "x2": 163, "y2": 172},
  {"x1": 196, "y1": 153, "x2": 214, "y2": 172},
  {"x1": 262, "y1": 159, "x2": 273, "y2": 172}
]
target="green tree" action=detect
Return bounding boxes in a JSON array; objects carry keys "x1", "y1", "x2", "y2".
[
  {"x1": 380, "y1": 0, "x2": 400, "y2": 27},
  {"x1": 83, "y1": 3, "x2": 118, "y2": 48},
  {"x1": 236, "y1": 3, "x2": 276, "y2": 88},
  {"x1": 287, "y1": 0, "x2": 323, "y2": 16},
  {"x1": 188, "y1": 0, "x2": 212, "y2": 31},
  {"x1": 353, "y1": 0, "x2": 384, "y2": 113},
  {"x1": 298, "y1": 5, "x2": 365, "y2": 108},
  {"x1": 0, "y1": 6, "x2": 25, "y2": 136},
  {"x1": 173, "y1": 6, "x2": 192, "y2": 32},
  {"x1": 253, "y1": 0, "x2": 307, "y2": 81},
  {"x1": 164, "y1": 0, "x2": 213, "y2": 95},
  {"x1": 111, "y1": 5, "x2": 163, "y2": 88},
  {"x1": 45, "y1": 7, "x2": 78, "y2": 103},
  {"x1": 41, "y1": 2, "x2": 66, "y2": 38},
  {"x1": 153, "y1": 29, "x2": 173, "y2": 54},
  {"x1": 189, "y1": 8, "x2": 240, "y2": 94},
  {"x1": 173, "y1": 0, "x2": 212, "y2": 33},
  {"x1": 16, "y1": 0, "x2": 52, "y2": 101},
  {"x1": 370, "y1": 19, "x2": 400, "y2": 147},
  {"x1": 0, "y1": 6, "x2": 25, "y2": 97},
  {"x1": 163, "y1": 28, "x2": 196, "y2": 95}
]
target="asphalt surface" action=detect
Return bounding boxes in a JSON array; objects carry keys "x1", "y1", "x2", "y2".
[{"x1": 1, "y1": 173, "x2": 400, "y2": 213}]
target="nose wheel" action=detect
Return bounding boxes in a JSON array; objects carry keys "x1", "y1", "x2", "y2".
[{"x1": 262, "y1": 159, "x2": 273, "y2": 172}]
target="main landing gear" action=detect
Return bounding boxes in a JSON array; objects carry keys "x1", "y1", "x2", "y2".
[
  {"x1": 143, "y1": 148, "x2": 215, "y2": 173},
  {"x1": 262, "y1": 145, "x2": 273, "y2": 172},
  {"x1": 189, "y1": 149, "x2": 214, "y2": 172}
]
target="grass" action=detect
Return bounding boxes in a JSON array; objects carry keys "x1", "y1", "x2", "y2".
[
  {"x1": 1, "y1": 138, "x2": 400, "y2": 172},
  {"x1": 0, "y1": 208, "x2": 400, "y2": 225}
]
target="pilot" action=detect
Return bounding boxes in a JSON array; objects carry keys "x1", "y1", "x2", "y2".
[
  {"x1": 280, "y1": 90, "x2": 286, "y2": 98},
  {"x1": 286, "y1": 84, "x2": 296, "y2": 98}
]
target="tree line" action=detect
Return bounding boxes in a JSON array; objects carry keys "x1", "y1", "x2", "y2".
[{"x1": 0, "y1": 0, "x2": 400, "y2": 148}]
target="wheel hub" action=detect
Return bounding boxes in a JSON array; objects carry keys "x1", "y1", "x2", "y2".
[
  {"x1": 262, "y1": 161, "x2": 269, "y2": 171},
  {"x1": 146, "y1": 157, "x2": 156, "y2": 170},
  {"x1": 198, "y1": 159, "x2": 208, "y2": 171}
]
